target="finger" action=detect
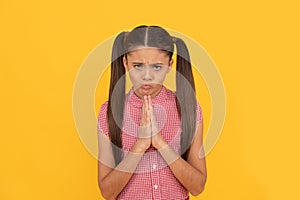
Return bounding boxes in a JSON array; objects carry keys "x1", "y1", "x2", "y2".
[
  {"x1": 148, "y1": 95, "x2": 154, "y2": 120},
  {"x1": 146, "y1": 109, "x2": 150, "y2": 124},
  {"x1": 143, "y1": 96, "x2": 147, "y2": 123},
  {"x1": 147, "y1": 96, "x2": 158, "y2": 135},
  {"x1": 148, "y1": 95, "x2": 153, "y2": 112},
  {"x1": 142, "y1": 95, "x2": 146, "y2": 115},
  {"x1": 148, "y1": 95, "x2": 155, "y2": 122},
  {"x1": 141, "y1": 96, "x2": 146, "y2": 126},
  {"x1": 145, "y1": 95, "x2": 149, "y2": 114}
]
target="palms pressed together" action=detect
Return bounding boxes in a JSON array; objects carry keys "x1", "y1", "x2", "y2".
[{"x1": 139, "y1": 95, "x2": 167, "y2": 151}]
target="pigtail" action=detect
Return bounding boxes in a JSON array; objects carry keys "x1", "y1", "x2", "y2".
[
  {"x1": 173, "y1": 37, "x2": 197, "y2": 161},
  {"x1": 107, "y1": 32, "x2": 127, "y2": 165}
]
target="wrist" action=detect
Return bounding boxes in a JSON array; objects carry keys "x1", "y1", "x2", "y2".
[
  {"x1": 152, "y1": 133, "x2": 168, "y2": 150},
  {"x1": 131, "y1": 139, "x2": 149, "y2": 153},
  {"x1": 154, "y1": 139, "x2": 168, "y2": 150},
  {"x1": 158, "y1": 145, "x2": 180, "y2": 165}
]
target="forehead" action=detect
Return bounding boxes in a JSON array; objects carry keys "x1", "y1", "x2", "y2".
[{"x1": 126, "y1": 47, "x2": 169, "y2": 63}]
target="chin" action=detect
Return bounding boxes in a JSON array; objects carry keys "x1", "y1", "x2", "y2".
[{"x1": 139, "y1": 88, "x2": 153, "y2": 95}]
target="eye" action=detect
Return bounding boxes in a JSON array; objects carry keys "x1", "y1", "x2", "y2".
[
  {"x1": 153, "y1": 65, "x2": 162, "y2": 71},
  {"x1": 133, "y1": 64, "x2": 143, "y2": 70}
]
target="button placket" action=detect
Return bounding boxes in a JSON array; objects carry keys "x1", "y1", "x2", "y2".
[{"x1": 149, "y1": 151, "x2": 161, "y2": 199}]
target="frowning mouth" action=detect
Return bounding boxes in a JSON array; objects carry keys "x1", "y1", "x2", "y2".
[{"x1": 141, "y1": 84, "x2": 151, "y2": 90}]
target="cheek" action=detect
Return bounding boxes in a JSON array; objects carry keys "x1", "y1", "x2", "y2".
[
  {"x1": 128, "y1": 71, "x2": 139, "y2": 80},
  {"x1": 153, "y1": 71, "x2": 168, "y2": 83},
  {"x1": 128, "y1": 71, "x2": 140, "y2": 86}
]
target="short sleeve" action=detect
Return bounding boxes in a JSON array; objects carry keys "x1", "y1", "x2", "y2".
[
  {"x1": 196, "y1": 101, "x2": 203, "y2": 124},
  {"x1": 97, "y1": 101, "x2": 109, "y2": 137}
]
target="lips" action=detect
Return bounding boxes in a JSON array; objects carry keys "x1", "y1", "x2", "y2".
[{"x1": 141, "y1": 84, "x2": 151, "y2": 89}]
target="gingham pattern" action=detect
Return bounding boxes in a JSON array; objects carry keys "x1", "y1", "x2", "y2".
[{"x1": 98, "y1": 85, "x2": 202, "y2": 200}]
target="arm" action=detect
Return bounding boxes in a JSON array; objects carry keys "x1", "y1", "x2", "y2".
[
  {"x1": 156, "y1": 121, "x2": 207, "y2": 196},
  {"x1": 97, "y1": 134, "x2": 147, "y2": 200},
  {"x1": 98, "y1": 96, "x2": 151, "y2": 199},
  {"x1": 147, "y1": 96, "x2": 207, "y2": 196}
]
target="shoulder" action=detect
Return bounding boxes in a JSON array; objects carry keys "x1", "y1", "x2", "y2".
[
  {"x1": 98, "y1": 101, "x2": 109, "y2": 120},
  {"x1": 97, "y1": 101, "x2": 109, "y2": 136},
  {"x1": 196, "y1": 100, "x2": 203, "y2": 123},
  {"x1": 99, "y1": 101, "x2": 109, "y2": 113}
]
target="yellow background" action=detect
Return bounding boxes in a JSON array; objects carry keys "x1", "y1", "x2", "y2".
[{"x1": 1, "y1": 0, "x2": 299, "y2": 199}]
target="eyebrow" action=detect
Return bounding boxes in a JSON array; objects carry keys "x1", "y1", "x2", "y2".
[{"x1": 132, "y1": 62, "x2": 165, "y2": 65}]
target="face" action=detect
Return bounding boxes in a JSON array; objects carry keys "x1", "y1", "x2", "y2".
[{"x1": 123, "y1": 47, "x2": 173, "y2": 99}]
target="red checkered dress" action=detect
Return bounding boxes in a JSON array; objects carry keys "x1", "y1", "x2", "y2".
[{"x1": 98, "y1": 85, "x2": 203, "y2": 200}]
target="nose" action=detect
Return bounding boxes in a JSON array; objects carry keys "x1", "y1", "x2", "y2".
[{"x1": 142, "y1": 67, "x2": 153, "y2": 81}]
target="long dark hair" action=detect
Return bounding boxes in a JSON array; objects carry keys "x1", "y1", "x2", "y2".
[{"x1": 107, "y1": 25, "x2": 197, "y2": 165}]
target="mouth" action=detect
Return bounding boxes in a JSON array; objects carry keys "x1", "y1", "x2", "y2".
[{"x1": 141, "y1": 84, "x2": 152, "y2": 90}]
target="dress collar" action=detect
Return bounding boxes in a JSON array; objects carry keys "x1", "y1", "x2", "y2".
[{"x1": 127, "y1": 85, "x2": 168, "y2": 108}]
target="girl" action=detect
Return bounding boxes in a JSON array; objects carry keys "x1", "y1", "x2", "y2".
[{"x1": 97, "y1": 25, "x2": 207, "y2": 200}]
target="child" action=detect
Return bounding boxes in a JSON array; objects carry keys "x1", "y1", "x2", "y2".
[{"x1": 97, "y1": 25, "x2": 207, "y2": 200}]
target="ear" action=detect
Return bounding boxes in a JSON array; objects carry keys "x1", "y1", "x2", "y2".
[
  {"x1": 123, "y1": 56, "x2": 128, "y2": 70},
  {"x1": 167, "y1": 59, "x2": 174, "y2": 72}
]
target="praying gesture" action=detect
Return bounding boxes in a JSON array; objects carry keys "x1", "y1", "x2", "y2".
[{"x1": 138, "y1": 95, "x2": 167, "y2": 152}]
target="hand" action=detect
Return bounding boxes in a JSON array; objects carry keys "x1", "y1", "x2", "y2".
[
  {"x1": 136, "y1": 95, "x2": 152, "y2": 152},
  {"x1": 147, "y1": 95, "x2": 168, "y2": 150}
]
